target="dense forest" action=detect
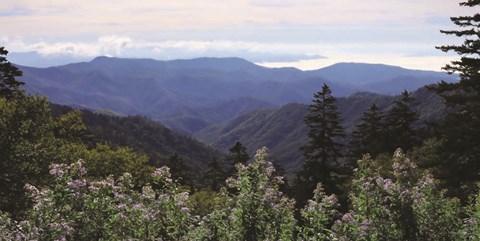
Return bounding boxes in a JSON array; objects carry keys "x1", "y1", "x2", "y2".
[{"x1": 1, "y1": 1, "x2": 480, "y2": 240}]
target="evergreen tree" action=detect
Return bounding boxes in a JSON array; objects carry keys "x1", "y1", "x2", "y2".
[
  {"x1": 0, "y1": 47, "x2": 24, "y2": 99},
  {"x1": 226, "y1": 141, "x2": 250, "y2": 176},
  {"x1": 295, "y1": 83, "x2": 345, "y2": 201},
  {"x1": 429, "y1": 0, "x2": 480, "y2": 197},
  {"x1": 385, "y1": 90, "x2": 420, "y2": 152},
  {"x1": 203, "y1": 155, "x2": 226, "y2": 191},
  {"x1": 349, "y1": 103, "x2": 386, "y2": 159},
  {"x1": 167, "y1": 153, "x2": 190, "y2": 186}
]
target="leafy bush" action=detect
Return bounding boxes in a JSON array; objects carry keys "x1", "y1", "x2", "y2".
[{"x1": 0, "y1": 147, "x2": 475, "y2": 240}]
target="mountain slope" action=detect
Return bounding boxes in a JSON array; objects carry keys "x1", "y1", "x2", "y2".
[
  {"x1": 194, "y1": 87, "x2": 445, "y2": 173},
  {"x1": 51, "y1": 104, "x2": 224, "y2": 172},
  {"x1": 310, "y1": 62, "x2": 455, "y2": 86},
  {"x1": 18, "y1": 57, "x2": 456, "y2": 135}
]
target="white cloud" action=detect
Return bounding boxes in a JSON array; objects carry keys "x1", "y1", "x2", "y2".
[
  {"x1": 2, "y1": 35, "x2": 458, "y2": 71},
  {"x1": 1, "y1": 36, "x2": 327, "y2": 63},
  {"x1": 1, "y1": 36, "x2": 134, "y2": 57},
  {"x1": 259, "y1": 52, "x2": 457, "y2": 71}
]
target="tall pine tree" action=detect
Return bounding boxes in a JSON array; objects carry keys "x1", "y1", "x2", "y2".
[
  {"x1": 0, "y1": 47, "x2": 24, "y2": 99},
  {"x1": 167, "y1": 153, "x2": 191, "y2": 186},
  {"x1": 203, "y1": 155, "x2": 226, "y2": 191},
  {"x1": 429, "y1": 0, "x2": 480, "y2": 197},
  {"x1": 295, "y1": 83, "x2": 345, "y2": 202},
  {"x1": 349, "y1": 103, "x2": 386, "y2": 159},
  {"x1": 385, "y1": 90, "x2": 420, "y2": 152},
  {"x1": 225, "y1": 141, "x2": 250, "y2": 177}
]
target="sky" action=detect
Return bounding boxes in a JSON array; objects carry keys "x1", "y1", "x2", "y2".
[{"x1": 0, "y1": 0, "x2": 476, "y2": 71}]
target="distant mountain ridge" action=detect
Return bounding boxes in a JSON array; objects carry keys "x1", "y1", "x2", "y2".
[{"x1": 17, "y1": 57, "x2": 456, "y2": 135}]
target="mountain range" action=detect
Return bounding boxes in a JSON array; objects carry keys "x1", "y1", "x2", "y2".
[{"x1": 17, "y1": 57, "x2": 456, "y2": 135}]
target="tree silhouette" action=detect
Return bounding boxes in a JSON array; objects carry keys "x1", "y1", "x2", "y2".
[
  {"x1": 203, "y1": 155, "x2": 226, "y2": 191},
  {"x1": 429, "y1": 0, "x2": 480, "y2": 197},
  {"x1": 296, "y1": 83, "x2": 345, "y2": 202},
  {"x1": 0, "y1": 47, "x2": 24, "y2": 99},
  {"x1": 385, "y1": 90, "x2": 420, "y2": 152},
  {"x1": 226, "y1": 141, "x2": 250, "y2": 176},
  {"x1": 349, "y1": 103, "x2": 386, "y2": 159}
]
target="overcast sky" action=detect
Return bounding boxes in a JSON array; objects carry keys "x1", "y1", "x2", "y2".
[{"x1": 0, "y1": 0, "x2": 475, "y2": 70}]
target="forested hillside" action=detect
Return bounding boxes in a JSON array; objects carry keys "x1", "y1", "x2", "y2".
[
  {"x1": 51, "y1": 104, "x2": 223, "y2": 171},
  {"x1": 195, "y1": 86, "x2": 445, "y2": 172}
]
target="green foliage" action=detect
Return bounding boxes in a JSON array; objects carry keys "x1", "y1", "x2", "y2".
[
  {"x1": 196, "y1": 147, "x2": 297, "y2": 241},
  {"x1": 459, "y1": 185, "x2": 480, "y2": 240},
  {"x1": 0, "y1": 47, "x2": 24, "y2": 99},
  {"x1": 54, "y1": 105, "x2": 224, "y2": 178},
  {"x1": 189, "y1": 189, "x2": 226, "y2": 217},
  {"x1": 297, "y1": 184, "x2": 339, "y2": 240},
  {"x1": 297, "y1": 84, "x2": 345, "y2": 204},
  {"x1": 3, "y1": 161, "x2": 195, "y2": 240},
  {"x1": 384, "y1": 90, "x2": 420, "y2": 152},
  {"x1": 225, "y1": 141, "x2": 250, "y2": 177},
  {"x1": 60, "y1": 143, "x2": 153, "y2": 183},
  {"x1": 429, "y1": 0, "x2": 480, "y2": 199},
  {"x1": 332, "y1": 150, "x2": 462, "y2": 241},
  {"x1": 53, "y1": 109, "x2": 87, "y2": 143},
  {"x1": 0, "y1": 147, "x2": 477, "y2": 240},
  {"x1": 167, "y1": 153, "x2": 191, "y2": 186},
  {"x1": 227, "y1": 141, "x2": 250, "y2": 164},
  {"x1": 0, "y1": 95, "x2": 84, "y2": 216},
  {"x1": 0, "y1": 95, "x2": 155, "y2": 217},
  {"x1": 203, "y1": 156, "x2": 227, "y2": 191},
  {"x1": 303, "y1": 83, "x2": 345, "y2": 164},
  {"x1": 349, "y1": 103, "x2": 386, "y2": 159}
]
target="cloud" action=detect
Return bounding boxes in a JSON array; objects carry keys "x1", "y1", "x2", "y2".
[
  {"x1": 2, "y1": 36, "x2": 133, "y2": 57},
  {"x1": 1, "y1": 36, "x2": 327, "y2": 64},
  {"x1": 1, "y1": 0, "x2": 469, "y2": 38},
  {"x1": 0, "y1": 6, "x2": 33, "y2": 16}
]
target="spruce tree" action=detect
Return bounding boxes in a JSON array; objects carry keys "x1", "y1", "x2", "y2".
[
  {"x1": 226, "y1": 141, "x2": 250, "y2": 176},
  {"x1": 167, "y1": 153, "x2": 190, "y2": 186},
  {"x1": 0, "y1": 47, "x2": 24, "y2": 99},
  {"x1": 349, "y1": 103, "x2": 386, "y2": 159},
  {"x1": 203, "y1": 155, "x2": 226, "y2": 191},
  {"x1": 296, "y1": 83, "x2": 345, "y2": 200},
  {"x1": 429, "y1": 0, "x2": 480, "y2": 196},
  {"x1": 385, "y1": 90, "x2": 419, "y2": 152}
]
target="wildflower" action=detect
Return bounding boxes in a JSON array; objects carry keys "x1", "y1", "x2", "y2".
[
  {"x1": 144, "y1": 213, "x2": 156, "y2": 221},
  {"x1": 266, "y1": 163, "x2": 275, "y2": 176},
  {"x1": 225, "y1": 177, "x2": 239, "y2": 187},
  {"x1": 254, "y1": 146, "x2": 269, "y2": 160},
  {"x1": 323, "y1": 195, "x2": 338, "y2": 206},
  {"x1": 384, "y1": 179, "x2": 393, "y2": 190},
  {"x1": 67, "y1": 179, "x2": 86, "y2": 189},
  {"x1": 153, "y1": 166, "x2": 171, "y2": 178},
  {"x1": 341, "y1": 213, "x2": 354, "y2": 222},
  {"x1": 24, "y1": 183, "x2": 39, "y2": 195},
  {"x1": 142, "y1": 186, "x2": 155, "y2": 199},
  {"x1": 49, "y1": 163, "x2": 67, "y2": 176}
]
